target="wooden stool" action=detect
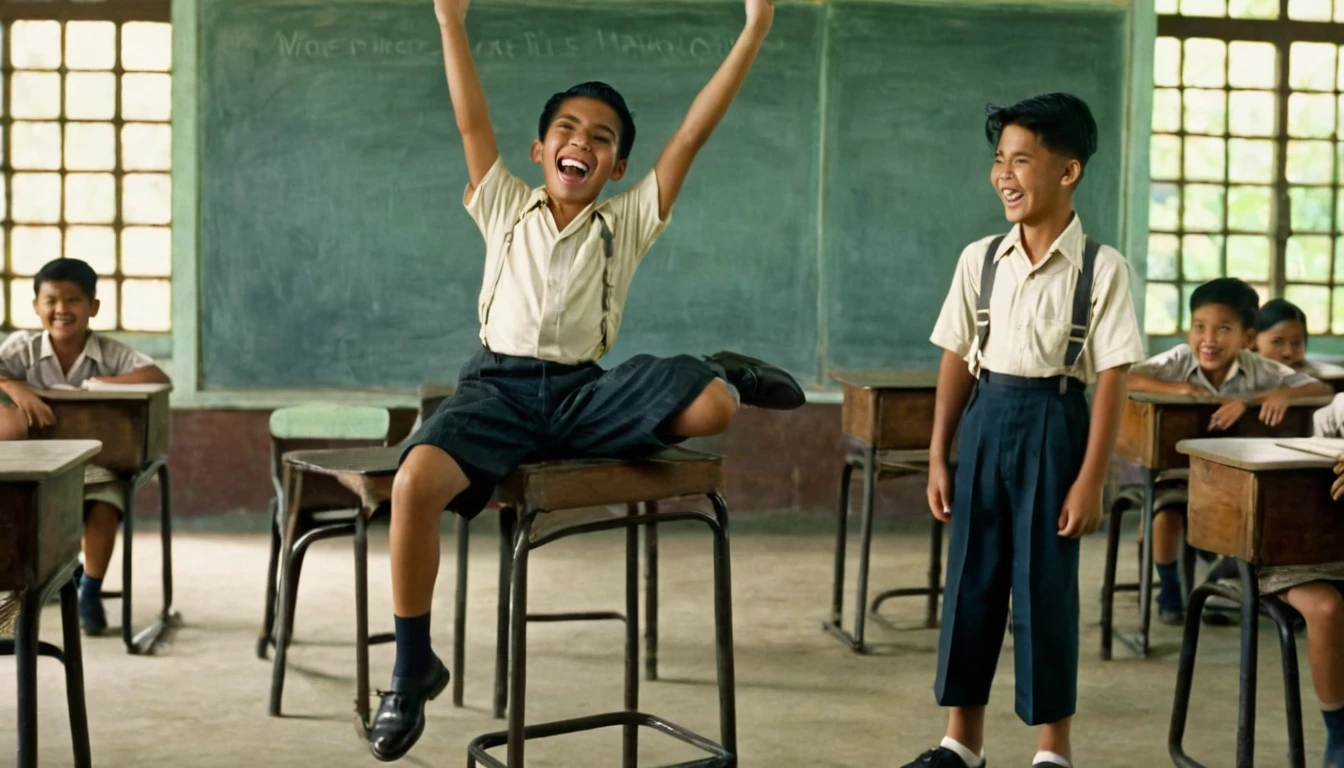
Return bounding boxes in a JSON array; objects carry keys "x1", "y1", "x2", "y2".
[
  {"x1": 35, "y1": 384, "x2": 178, "y2": 655},
  {"x1": 1168, "y1": 438, "x2": 1344, "y2": 768},
  {"x1": 467, "y1": 448, "x2": 735, "y2": 768},
  {"x1": 0, "y1": 440, "x2": 102, "y2": 768},
  {"x1": 1098, "y1": 470, "x2": 1194, "y2": 660},
  {"x1": 825, "y1": 369, "x2": 943, "y2": 653}
]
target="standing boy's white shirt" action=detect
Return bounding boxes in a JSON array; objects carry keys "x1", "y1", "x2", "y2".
[
  {"x1": 929, "y1": 216, "x2": 1145, "y2": 381},
  {"x1": 466, "y1": 158, "x2": 668, "y2": 365}
]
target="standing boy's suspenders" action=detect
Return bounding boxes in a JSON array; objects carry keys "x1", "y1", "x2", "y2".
[
  {"x1": 483, "y1": 208, "x2": 616, "y2": 356},
  {"x1": 974, "y1": 234, "x2": 1101, "y2": 392}
]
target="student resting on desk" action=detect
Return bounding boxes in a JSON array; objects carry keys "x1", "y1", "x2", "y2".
[
  {"x1": 366, "y1": 0, "x2": 802, "y2": 761},
  {"x1": 912, "y1": 93, "x2": 1145, "y2": 768},
  {"x1": 0, "y1": 258, "x2": 171, "y2": 635},
  {"x1": 1310, "y1": 458, "x2": 1344, "y2": 768},
  {"x1": 1256, "y1": 298, "x2": 1344, "y2": 379},
  {"x1": 1126, "y1": 278, "x2": 1333, "y2": 626}
]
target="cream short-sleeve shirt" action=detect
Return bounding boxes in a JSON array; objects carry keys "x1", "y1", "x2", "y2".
[
  {"x1": 465, "y1": 158, "x2": 668, "y2": 365},
  {"x1": 929, "y1": 215, "x2": 1145, "y2": 382}
]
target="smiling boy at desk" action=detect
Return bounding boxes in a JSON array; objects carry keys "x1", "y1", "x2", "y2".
[
  {"x1": 1126, "y1": 277, "x2": 1333, "y2": 626},
  {"x1": 0, "y1": 258, "x2": 171, "y2": 636}
]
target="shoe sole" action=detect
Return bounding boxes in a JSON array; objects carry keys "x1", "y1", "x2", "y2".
[{"x1": 368, "y1": 663, "x2": 451, "y2": 763}]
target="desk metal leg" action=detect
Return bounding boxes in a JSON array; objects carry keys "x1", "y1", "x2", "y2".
[
  {"x1": 821, "y1": 460, "x2": 855, "y2": 647},
  {"x1": 258, "y1": 498, "x2": 282, "y2": 659},
  {"x1": 1100, "y1": 498, "x2": 1124, "y2": 661},
  {"x1": 354, "y1": 510, "x2": 372, "y2": 733},
  {"x1": 623, "y1": 508, "x2": 640, "y2": 768},
  {"x1": 493, "y1": 507, "x2": 516, "y2": 720},
  {"x1": 1263, "y1": 597, "x2": 1306, "y2": 768},
  {"x1": 453, "y1": 515, "x2": 469, "y2": 708},
  {"x1": 15, "y1": 588, "x2": 41, "y2": 768},
  {"x1": 118, "y1": 461, "x2": 179, "y2": 655},
  {"x1": 59, "y1": 579, "x2": 92, "y2": 768},
  {"x1": 924, "y1": 517, "x2": 943, "y2": 629},
  {"x1": 644, "y1": 506, "x2": 659, "y2": 682},
  {"x1": 1234, "y1": 559, "x2": 1259, "y2": 768},
  {"x1": 850, "y1": 447, "x2": 877, "y2": 653},
  {"x1": 1115, "y1": 467, "x2": 1156, "y2": 658}
]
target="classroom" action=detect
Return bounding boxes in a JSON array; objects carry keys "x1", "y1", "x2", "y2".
[{"x1": 3, "y1": 0, "x2": 1344, "y2": 766}]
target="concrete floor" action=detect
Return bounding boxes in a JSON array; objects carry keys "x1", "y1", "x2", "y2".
[{"x1": 0, "y1": 519, "x2": 1328, "y2": 767}]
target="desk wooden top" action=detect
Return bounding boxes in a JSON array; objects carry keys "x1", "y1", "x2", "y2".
[
  {"x1": 285, "y1": 445, "x2": 401, "y2": 477},
  {"x1": 829, "y1": 369, "x2": 939, "y2": 390},
  {"x1": 1178, "y1": 438, "x2": 1336, "y2": 472},
  {"x1": 37, "y1": 383, "x2": 172, "y2": 401},
  {"x1": 0, "y1": 440, "x2": 102, "y2": 481}
]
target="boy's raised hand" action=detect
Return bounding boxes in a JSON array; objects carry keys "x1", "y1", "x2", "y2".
[
  {"x1": 433, "y1": 0, "x2": 468, "y2": 25},
  {"x1": 745, "y1": 0, "x2": 775, "y2": 30}
]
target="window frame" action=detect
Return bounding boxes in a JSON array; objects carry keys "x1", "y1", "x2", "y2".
[
  {"x1": 1151, "y1": 4, "x2": 1344, "y2": 339},
  {"x1": 1, "y1": 0, "x2": 172, "y2": 341}
]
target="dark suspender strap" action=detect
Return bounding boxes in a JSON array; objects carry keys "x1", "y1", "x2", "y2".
[
  {"x1": 596, "y1": 214, "x2": 615, "y2": 355},
  {"x1": 974, "y1": 235, "x2": 1008, "y2": 360},
  {"x1": 1064, "y1": 236, "x2": 1101, "y2": 369}
]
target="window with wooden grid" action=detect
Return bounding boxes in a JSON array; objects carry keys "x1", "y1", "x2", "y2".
[
  {"x1": 1149, "y1": 0, "x2": 1344, "y2": 337},
  {"x1": 2, "y1": 0, "x2": 171, "y2": 333}
]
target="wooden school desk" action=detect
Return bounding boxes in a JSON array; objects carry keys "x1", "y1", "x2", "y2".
[
  {"x1": 824, "y1": 369, "x2": 943, "y2": 653},
  {"x1": 1169, "y1": 438, "x2": 1344, "y2": 768},
  {"x1": 1, "y1": 440, "x2": 102, "y2": 768},
  {"x1": 33, "y1": 383, "x2": 178, "y2": 654},
  {"x1": 1107, "y1": 392, "x2": 1331, "y2": 658}
]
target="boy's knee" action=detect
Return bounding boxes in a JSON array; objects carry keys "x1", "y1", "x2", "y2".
[
  {"x1": 683, "y1": 382, "x2": 738, "y2": 435},
  {"x1": 1301, "y1": 588, "x2": 1344, "y2": 627},
  {"x1": 0, "y1": 405, "x2": 27, "y2": 441},
  {"x1": 393, "y1": 446, "x2": 468, "y2": 512}
]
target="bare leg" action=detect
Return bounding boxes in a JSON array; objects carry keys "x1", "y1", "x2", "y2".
[
  {"x1": 947, "y1": 705, "x2": 986, "y2": 755},
  {"x1": 1150, "y1": 508, "x2": 1183, "y2": 566},
  {"x1": 1038, "y1": 717, "x2": 1072, "y2": 763},
  {"x1": 1282, "y1": 583, "x2": 1344, "y2": 704},
  {"x1": 662, "y1": 379, "x2": 738, "y2": 438},
  {"x1": 82, "y1": 502, "x2": 120, "y2": 580},
  {"x1": 389, "y1": 445, "x2": 470, "y2": 617}
]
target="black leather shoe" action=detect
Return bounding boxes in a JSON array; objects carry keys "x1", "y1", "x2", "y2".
[
  {"x1": 1158, "y1": 606, "x2": 1185, "y2": 626},
  {"x1": 705, "y1": 351, "x2": 805, "y2": 410},
  {"x1": 900, "y1": 747, "x2": 979, "y2": 768},
  {"x1": 367, "y1": 657, "x2": 450, "y2": 762}
]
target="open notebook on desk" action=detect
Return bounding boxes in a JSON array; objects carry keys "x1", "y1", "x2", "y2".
[{"x1": 1276, "y1": 437, "x2": 1344, "y2": 460}]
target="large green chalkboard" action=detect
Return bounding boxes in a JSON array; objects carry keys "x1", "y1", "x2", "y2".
[
  {"x1": 821, "y1": 2, "x2": 1127, "y2": 370},
  {"x1": 201, "y1": 0, "x2": 823, "y2": 388}
]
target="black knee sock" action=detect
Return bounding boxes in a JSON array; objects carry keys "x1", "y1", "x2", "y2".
[
  {"x1": 1324, "y1": 706, "x2": 1344, "y2": 765},
  {"x1": 1155, "y1": 561, "x2": 1182, "y2": 611},
  {"x1": 392, "y1": 612, "x2": 433, "y2": 679}
]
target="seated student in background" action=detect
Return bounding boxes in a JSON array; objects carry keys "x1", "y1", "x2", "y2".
[
  {"x1": 1126, "y1": 277, "x2": 1333, "y2": 625},
  {"x1": 0, "y1": 258, "x2": 171, "y2": 635},
  {"x1": 1256, "y1": 298, "x2": 1344, "y2": 379},
  {"x1": 1269, "y1": 444, "x2": 1344, "y2": 768}
]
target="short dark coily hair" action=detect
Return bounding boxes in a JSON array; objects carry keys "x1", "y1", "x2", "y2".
[
  {"x1": 1255, "y1": 298, "x2": 1309, "y2": 338},
  {"x1": 1190, "y1": 277, "x2": 1259, "y2": 330},
  {"x1": 34, "y1": 258, "x2": 98, "y2": 301},
  {"x1": 539, "y1": 81, "x2": 637, "y2": 162},
  {"x1": 985, "y1": 93, "x2": 1099, "y2": 179}
]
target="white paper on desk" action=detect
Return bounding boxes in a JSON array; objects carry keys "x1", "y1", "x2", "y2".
[
  {"x1": 1275, "y1": 437, "x2": 1344, "y2": 460},
  {"x1": 80, "y1": 381, "x2": 160, "y2": 392},
  {"x1": 46, "y1": 384, "x2": 78, "y2": 391}
]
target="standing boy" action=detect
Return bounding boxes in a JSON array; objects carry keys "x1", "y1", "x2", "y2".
[
  {"x1": 0, "y1": 258, "x2": 172, "y2": 635},
  {"x1": 368, "y1": 0, "x2": 802, "y2": 760},
  {"x1": 909, "y1": 94, "x2": 1145, "y2": 768}
]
